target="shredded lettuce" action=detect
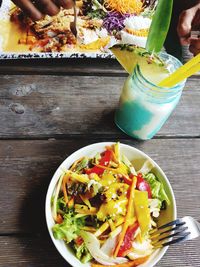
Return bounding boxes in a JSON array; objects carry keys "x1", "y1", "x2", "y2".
[
  {"x1": 75, "y1": 157, "x2": 89, "y2": 173},
  {"x1": 73, "y1": 242, "x2": 92, "y2": 263},
  {"x1": 56, "y1": 197, "x2": 66, "y2": 212},
  {"x1": 144, "y1": 173, "x2": 170, "y2": 205},
  {"x1": 121, "y1": 154, "x2": 137, "y2": 175},
  {"x1": 52, "y1": 210, "x2": 85, "y2": 243},
  {"x1": 138, "y1": 160, "x2": 155, "y2": 175},
  {"x1": 94, "y1": 153, "x2": 101, "y2": 165}
]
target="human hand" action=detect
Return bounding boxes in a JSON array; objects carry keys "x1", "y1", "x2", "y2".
[
  {"x1": 177, "y1": 3, "x2": 200, "y2": 55},
  {"x1": 12, "y1": 0, "x2": 73, "y2": 20}
]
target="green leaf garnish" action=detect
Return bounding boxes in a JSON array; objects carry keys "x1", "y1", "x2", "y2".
[{"x1": 146, "y1": 0, "x2": 173, "y2": 53}]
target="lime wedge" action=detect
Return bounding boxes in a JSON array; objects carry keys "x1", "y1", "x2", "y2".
[{"x1": 110, "y1": 44, "x2": 170, "y2": 84}]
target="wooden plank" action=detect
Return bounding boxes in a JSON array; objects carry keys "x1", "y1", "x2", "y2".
[
  {"x1": 0, "y1": 75, "x2": 199, "y2": 138},
  {"x1": 0, "y1": 236, "x2": 69, "y2": 267},
  {"x1": 0, "y1": 58, "x2": 125, "y2": 75},
  {"x1": 0, "y1": 235, "x2": 199, "y2": 267},
  {"x1": 0, "y1": 138, "x2": 199, "y2": 234}
]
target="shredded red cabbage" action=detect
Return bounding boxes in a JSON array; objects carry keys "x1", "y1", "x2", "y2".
[{"x1": 103, "y1": 12, "x2": 131, "y2": 33}]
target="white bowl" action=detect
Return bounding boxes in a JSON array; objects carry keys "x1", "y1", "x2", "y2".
[{"x1": 45, "y1": 142, "x2": 177, "y2": 267}]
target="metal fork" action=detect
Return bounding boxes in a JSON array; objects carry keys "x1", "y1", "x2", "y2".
[
  {"x1": 150, "y1": 216, "x2": 200, "y2": 248},
  {"x1": 70, "y1": 0, "x2": 77, "y2": 37}
]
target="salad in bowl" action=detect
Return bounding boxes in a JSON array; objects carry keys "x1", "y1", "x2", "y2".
[{"x1": 45, "y1": 142, "x2": 176, "y2": 267}]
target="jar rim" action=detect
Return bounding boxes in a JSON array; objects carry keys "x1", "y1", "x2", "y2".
[{"x1": 135, "y1": 52, "x2": 186, "y2": 93}]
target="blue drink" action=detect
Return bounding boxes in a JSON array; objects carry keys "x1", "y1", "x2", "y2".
[{"x1": 115, "y1": 53, "x2": 185, "y2": 140}]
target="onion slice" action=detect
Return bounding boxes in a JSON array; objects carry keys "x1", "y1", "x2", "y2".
[{"x1": 80, "y1": 230, "x2": 128, "y2": 265}]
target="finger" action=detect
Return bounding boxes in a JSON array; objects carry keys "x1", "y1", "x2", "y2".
[
  {"x1": 12, "y1": 0, "x2": 43, "y2": 20},
  {"x1": 55, "y1": 0, "x2": 73, "y2": 9},
  {"x1": 189, "y1": 38, "x2": 200, "y2": 55},
  {"x1": 35, "y1": 0, "x2": 60, "y2": 16},
  {"x1": 177, "y1": 9, "x2": 195, "y2": 38},
  {"x1": 177, "y1": 4, "x2": 200, "y2": 38}
]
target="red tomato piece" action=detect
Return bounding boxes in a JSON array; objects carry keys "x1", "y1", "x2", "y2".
[
  {"x1": 74, "y1": 236, "x2": 84, "y2": 246},
  {"x1": 136, "y1": 173, "x2": 152, "y2": 198},
  {"x1": 85, "y1": 150, "x2": 112, "y2": 175},
  {"x1": 117, "y1": 222, "x2": 139, "y2": 257}
]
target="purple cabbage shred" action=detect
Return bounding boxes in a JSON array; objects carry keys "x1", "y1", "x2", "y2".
[{"x1": 103, "y1": 12, "x2": 131, "y2": 33}]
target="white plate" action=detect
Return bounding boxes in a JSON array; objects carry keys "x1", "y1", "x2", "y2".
[
  {"x1": 0, "y1": 0, "x2": 114, "y2": 59},
  {"x1": 45, "y1": 142, "x2": 177, "y2": 267}
]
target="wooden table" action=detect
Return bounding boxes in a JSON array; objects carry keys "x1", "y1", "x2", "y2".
[{"x1": 0, "y1": 58, "x2": 199, "y2": 267}]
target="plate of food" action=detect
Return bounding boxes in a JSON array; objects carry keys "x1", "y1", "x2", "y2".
[
  {"x1": 0, "y1": 0, "x2": 155, "y2": 59},
  {"x1": 45, "y1": 142, "x2": 176, "y2": 267}
]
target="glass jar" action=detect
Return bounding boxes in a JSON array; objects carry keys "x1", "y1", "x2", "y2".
[{"x1": 115, "y1": 54, "x2": 185, "y2": 140}]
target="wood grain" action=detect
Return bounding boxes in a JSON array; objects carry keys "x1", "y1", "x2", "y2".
[
  {"x1": 0, "y1": 236, "x2": 199, "y2": 267},
  {"x1": 0, "y1": 75, "x2": 199, "y2": 138},
  {"x1": 0, "y1": 56, "x2": 199, "y2": 267},
  {"x1": 0, "y1": 139, "x2": 199, "y2": 234},
  {"x1": 0, "y1": 139, "x2": 199, "y2": 266}
]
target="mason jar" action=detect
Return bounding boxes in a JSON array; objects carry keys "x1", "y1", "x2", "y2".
[{"x1": 115, "y1": 54, "x2": 185, "y2": 140}]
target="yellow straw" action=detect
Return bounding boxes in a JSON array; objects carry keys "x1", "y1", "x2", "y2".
[{"x1": 159, "y1": 53, "x2": 200, "y2": 87}]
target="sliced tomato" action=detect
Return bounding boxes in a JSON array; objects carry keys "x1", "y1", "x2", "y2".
[
  {"x1": 123, "y1": 174, "x2": 132, "y2": 185},
  {"x1": 117, "y1": 222, "x2": 139, "y2": 257}
]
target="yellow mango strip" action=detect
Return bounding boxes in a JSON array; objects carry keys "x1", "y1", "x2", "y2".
[
  {"x1": 75, "y1": 204, "x2": 97, "y2": 215},
  {"x1": 94, "y1": 221, "x2": 110, "y2": 237},
  {"x1": 80, "y1": 226, "x2": 96, "y2": 232},
  {"x1": 89, "y1": 173, "x2": 100, "y2": 181},
  {"x1": 113, "y1": 176, "x2": 137, "y2": 257},
  {"x1": 66, "y1": 170, "x2": 89, "y2": 183},
  {"x1": 114, "y1": 217, "x2": 125, "y2": 227},
  {"x1": 62, "y1": 173, "x2": 69, "y2": 204},
  {"x1": 75, "y1": 209, "x2": 97, "y2": 215},
  {"x1": 91, "y1": 256, "x2": 149, "y2": 267},
  {"x1": 108, "y1": 219, "x2": 115, "y2": 232},
  {"x1": 79, "y1": 194, "x2": 91, "y2": 208},
  {"x1": 135, "y1": 231, "x2": 143, "y2": 244},
  {"x1": 70, "y1": 157, "x2": 84, "y2": 171},
  {"x1": 114, "y1": 142, "x2": 120, "y2": 163},
  {"x1": 94, "y1": 163, "x2": 128, "y2": 175},
  {"x1": 109, "y1": 217, "x2": 125, "y2": 237},
  {"x1": 110, "y1": 225, "x2": 122, "y2": 238},
  {"x1": 74, "y1": 204, "x2": 93, "y2": 210},
  {"x1": 134, "y1": 190, "x2": 151, "y2": 237}
]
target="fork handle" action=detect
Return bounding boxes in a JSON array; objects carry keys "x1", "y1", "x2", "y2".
[{"x1": 196, "y1": 220, "x2": 200, "y2": 231}]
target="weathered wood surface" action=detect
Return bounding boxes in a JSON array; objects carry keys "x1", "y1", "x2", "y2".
[
  {"x1": 0, "y1": 139, "x2": 199, "y2": 266},
  {"x1": 0, "y1": 56, "x2": 199, "y2": 267},
  {"x1": 0, "y1": 236, "x2": 199, "y2": 267},
  {"x1": 0, "y1": 75, "x2": 199, "y2": 138}
]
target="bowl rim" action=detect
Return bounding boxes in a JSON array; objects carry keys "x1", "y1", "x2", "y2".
[{"x1": 45, "y1": 142, "x2": 177, "y2": 267}]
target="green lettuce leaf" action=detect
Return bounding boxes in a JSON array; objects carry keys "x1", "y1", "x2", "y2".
[
  {"x1": 52, "y1": 210, "x2": 85, "y2": 243},
  {"x1": 74, "y1": 157, "x2": 89, "y2": 173},
  {"x1": 73, "y1": 242, "x2": 92, "y2": 263},
  {"x1": 144, "y1": 173, "x2": 170, "y2": 205}
]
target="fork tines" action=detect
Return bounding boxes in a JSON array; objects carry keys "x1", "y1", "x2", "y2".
[{"x1": 150, "y1": 218, "x2": 191, "y2": 248}]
